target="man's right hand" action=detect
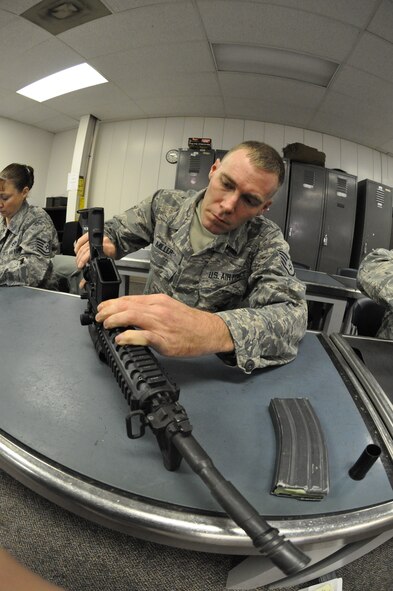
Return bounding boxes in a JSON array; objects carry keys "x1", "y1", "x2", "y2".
[{"x1": 75, "y1": 233, "x2": 117, "y2": 269}]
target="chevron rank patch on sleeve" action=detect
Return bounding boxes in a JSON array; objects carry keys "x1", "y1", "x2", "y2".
[
  {"x1": 35, "y1": 237, "x2": 51, "y2": 256},
  {"x1": 278, "y1": 250, "x2": 295, "y2": 276}
]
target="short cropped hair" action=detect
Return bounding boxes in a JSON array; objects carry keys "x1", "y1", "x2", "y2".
[
  {"x1": 223, "y1": 141, "x2": 285, "y2": 187},
  {"x1": 0, "y1": 163, "x2": 35, "y2": 192}
]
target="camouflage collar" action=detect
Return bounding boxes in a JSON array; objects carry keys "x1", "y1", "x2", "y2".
[
  {"x1": 170, "y1": 190, "x2": 252, "y2": 256},
  {"x1": 169, "y1": 189, "x2": 205, "y2": 230}
]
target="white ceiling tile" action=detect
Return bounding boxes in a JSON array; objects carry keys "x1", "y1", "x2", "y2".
[
  {"x1": 246, "y1": 0, "x2": 379, "y2": 28},
  {"x1": 223, "y1": 97, "x2": 313, "y2": 128},
  {"x1": 0, "y1": 12, "x2": 51, "y2": 59},
  {"x1": 347, "y1": 32, "x2": 393, "y2": 84},
  {"x1": 379, "y1": 138, "x2": 393, "y2": 154},
  {"x1": 119, "y1": 72, "x2": 221, "y2": 100},
  {"x1": 91, "y1": 41, "x2": 216, "y2": 83},
  {"x1": 133, "y1": 95, "x2": 225, "y2": 117},
  {"x1": 47, "y1": 83, "x2": 146, "y2": 119},
  {"x1": 0, "y1": 88, "x2": 31, "y2": 117},
  {"x1": 30, "y1": 114, "x2": 80, "y2": 133},
  {"x1": 59, "y1": 2, "x2": 205, "y2": 58},
  {"x1": 328, "y1": 65, "x2": 393, "y2": 112},
  {"x1": 0, "y1": 1, "x2": 38, "y2": 15},
  {"x1": 367, "y1": 0, "x2": 393, "y2": 43},
  {"x1": 0, "y1": 38, "x2": 84, "y2": 90},
  {"x1": 196, "y1": 0, "x2": 360, "y2": 61},
  {"x1": 310, "y1": 91, "x2": 393, "y2": 148},
  {"x1": 218, "y1": 72, "x2": 325, "y2": 106},
  {"x1": 104, "y1": 0, "x2": 183, "y2": 11},
  {"x1": 10, "y1": 101, "x2": 68, "y2": 124},
  {"x1": 0, "y1": 9, "x2": 17, "y2": 28}
]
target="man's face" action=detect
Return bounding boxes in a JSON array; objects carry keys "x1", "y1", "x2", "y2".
[
  {"x1": 200, "y1": 149, "x2": 279, "y2": 234},
  {"x1": 0, "y1": 179, "x2": 28, "y2": 221}
]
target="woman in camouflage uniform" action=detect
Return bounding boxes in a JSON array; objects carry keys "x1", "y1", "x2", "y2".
[
  {"x1": 357, "y1": 248, "x2": 393, "y2": 339},
  {"x1": 0, "y1": 163, "x2": 59, "y2": 289}
]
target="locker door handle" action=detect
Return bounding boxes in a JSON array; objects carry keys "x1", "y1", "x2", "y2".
[
  {"x1": 288, "y1": 227, "x2": 293, "y2": 237},
  {"x1": 363, "y1": 242, "x2": 368, "y2": 255},
  {"x1": 323, "y1": 234, "x2": 328, "y2": 246}
]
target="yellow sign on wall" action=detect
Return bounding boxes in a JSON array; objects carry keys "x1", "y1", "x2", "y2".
[{"x1": 78, "y1": 176, "x2": 85, "y2": 210}]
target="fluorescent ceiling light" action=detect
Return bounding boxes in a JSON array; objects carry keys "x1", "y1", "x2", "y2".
[
  {"x1": 213, "y1": 44, "x2": 338, "y2": 87},
  {"x1": 17, "y1": 63, "x2": 108, "y2": 102}
]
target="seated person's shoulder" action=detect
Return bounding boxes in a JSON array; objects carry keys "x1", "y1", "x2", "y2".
[
  {"x1": 152, "y1": 188, "x2": 198, "y2": 219},
  {"x1": 248, "y1": 214, "x2": 285, "y2": 242},
  {"x1": 27, "y1": 204, "x2": 55, "y2": 223},
  {"x1": 359, "y1": 248, "x2": 393, "y2": 278}
]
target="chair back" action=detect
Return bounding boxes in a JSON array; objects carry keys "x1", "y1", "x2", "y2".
[
  {"x1": 61, "y1": 221, "x2": 81, "y2": 256},
  {"x1": 351, "y1": 297, "x2": 385, "y2": 337}
]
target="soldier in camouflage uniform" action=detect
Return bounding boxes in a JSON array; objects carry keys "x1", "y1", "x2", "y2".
[
  {"x1": 76, "y1": 141, "x2": 307, "y2": 373},
  {"x1": 0, "y1": 163, "x2": 59, "y2": 290},
  {"x1": 357, "y1": 248, "x2": 393, "y2": 339}
]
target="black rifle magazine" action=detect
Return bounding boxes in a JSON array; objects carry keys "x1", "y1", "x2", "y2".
[{"x1": 269, "y1": 398, "x2": 330, "y2": 501}]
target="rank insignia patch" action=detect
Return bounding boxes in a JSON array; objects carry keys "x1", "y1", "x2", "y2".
[
  {"x1": 35, "y1": 238, "x2": 51, "y2": 256},
  {"x1": 278, "y1": 250, "x2": 295, "y2": 276}
]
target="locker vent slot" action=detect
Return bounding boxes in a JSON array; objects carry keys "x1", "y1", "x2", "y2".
[
  {"x1": 189, "y1": 153, "x2": 201, "y2": 174},
  {"x1": 376, "y1": 187, "x2": 385, "y2": 208},
  {"x1": 336, "y1": 177, "x2": 347, "y2": 198},
  {"x1": 303, "y1": 170, "x2": 315, "y2": 189}
]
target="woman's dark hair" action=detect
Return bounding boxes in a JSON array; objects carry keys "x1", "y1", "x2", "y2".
[{"x1": 0, "y1": 163, "x2": 35, "y2": 192}]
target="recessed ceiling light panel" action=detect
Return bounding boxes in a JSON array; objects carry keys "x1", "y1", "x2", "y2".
[
  {"x1": 213, "y1": 43, "x2": 339, "y2": 87},
  {"x1": 17, "y1": 63, "x2": 108, "y2": 102}
]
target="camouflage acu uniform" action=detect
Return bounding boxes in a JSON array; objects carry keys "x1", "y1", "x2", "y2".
[
  {"x1": 105, "y1": 189, "x2": 307, "y2": 373},
  {"x1": 357, "y1": 248, "x2": 393, "y2": 339},
  {"x1": 0, "y1": 201, "x2": 59, "y2": 290}
]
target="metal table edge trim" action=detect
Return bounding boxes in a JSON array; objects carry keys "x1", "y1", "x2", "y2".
[
  {"x1": 328, "y1": 333, "x2": 393, "y2": 460},
  {"x1": 1, "y1": 433, "x2": 392, "y2": 555}
]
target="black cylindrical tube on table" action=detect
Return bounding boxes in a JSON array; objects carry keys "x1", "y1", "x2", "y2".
[{"x1": 349, "y1": 444, "x2": 381, "y2": 480}]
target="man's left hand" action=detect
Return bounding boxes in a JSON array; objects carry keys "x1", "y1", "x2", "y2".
[{"x1": 95, "y1": 293, "x2": 234, "y2": 358}]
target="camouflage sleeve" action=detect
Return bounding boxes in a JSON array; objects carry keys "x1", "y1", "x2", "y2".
[
  {"x1": 357, "y1": 248, "x2": 393, "y2": 308},
  {"x1": 0, "y1": 212, "x2": 59, "y2": 288},
  {"x1": 216, "y1": 226, "x2": 308, "y2": 373},
  {"x1": 104, "y1": 194, "x2": 156, "y2": 258}
]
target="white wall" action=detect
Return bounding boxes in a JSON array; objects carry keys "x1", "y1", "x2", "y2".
[
  {"x1": 0, "y1": 117, "x2": 54, "y2": 207},
  {"x1": 4, "y1": 113, "x2": 391, "y2": 217},
  {"x1": 85, "y1": 116, "x2": 393, "y2": 218},
  {"x1": 45, "y1": 128, "x2": 77, "y2": 200}
]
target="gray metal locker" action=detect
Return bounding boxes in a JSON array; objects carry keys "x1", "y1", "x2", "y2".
[
  {"x1": 263, "y1": 158, "x2": 289, "y2": 233},
  {"x1": 350, "y1": 180, "x2": 393, "y2": 268},
  {"x1": 174, "y1": 149, "x2": 215, "y2": 191},
  {"x1": 317, "y1": 170, "x2": 357, "y2": 274},
  {"x1": 285, "y1": 163, "x2": 326, "y2": 270}
]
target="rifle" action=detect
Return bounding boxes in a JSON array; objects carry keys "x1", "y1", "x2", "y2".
[{"x1": 78, "y1": 206, "x2": 310, "y2": 575}]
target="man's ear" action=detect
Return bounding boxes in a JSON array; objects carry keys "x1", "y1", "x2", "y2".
[
  {"x1": 261, "y1": 199, "x2": 272, "y2": 213},
  {"x1": 208, "y1": 158, "x2": 221, "y2": 180}
]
